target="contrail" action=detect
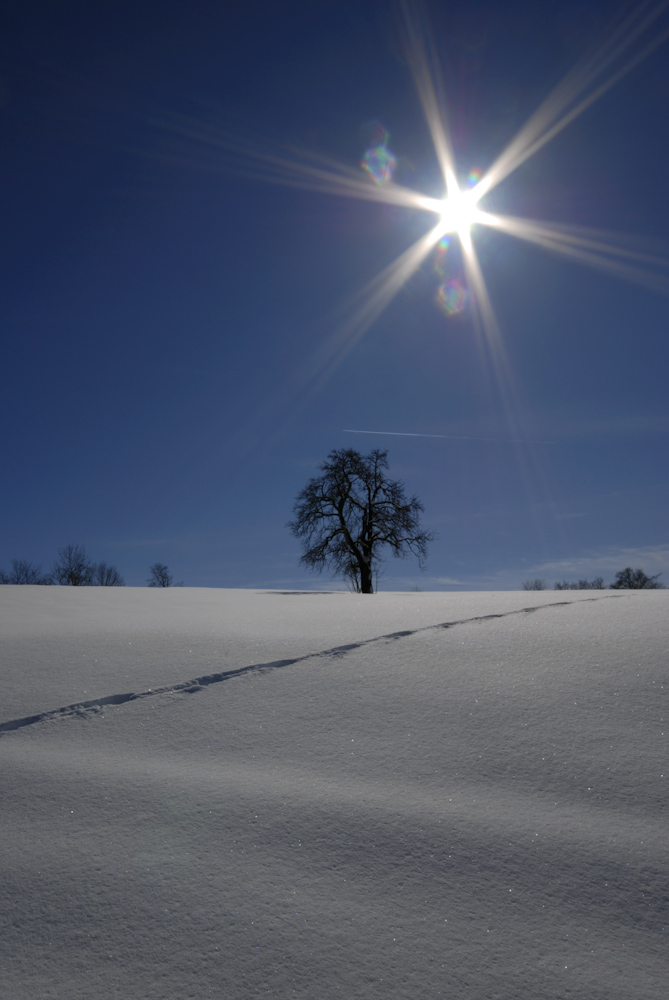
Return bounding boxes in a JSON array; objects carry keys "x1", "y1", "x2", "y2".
[{"x1": 343, "y1": 429, "x2": 555, "y2": 444}]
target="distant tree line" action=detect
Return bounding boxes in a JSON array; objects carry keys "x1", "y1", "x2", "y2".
[
  {"x1": 0, "y1": 545, "x2": 183, "y2": 587},
  {"x1": 553, "y1": 577, "x2": 605, "y2": 590},
  {"x1": 0, "y1": 545, "x2": 119, "y2": 586},
  {"x1": 522, "y1": 568, "x2": 665, "y2": 591}
]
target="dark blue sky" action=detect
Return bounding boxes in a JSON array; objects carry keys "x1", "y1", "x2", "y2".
[{"x1": 2, "y1": 0, "x2": 668, "y2": 589}]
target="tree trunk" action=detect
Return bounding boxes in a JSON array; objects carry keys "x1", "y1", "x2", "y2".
[{"x1": 359, "y1": 560, "x2": 374, "y2": 594}]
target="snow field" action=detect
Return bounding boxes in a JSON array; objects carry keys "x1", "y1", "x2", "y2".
[{"x1": 1, "y1": 588, "x2": 667, "y2": 998}]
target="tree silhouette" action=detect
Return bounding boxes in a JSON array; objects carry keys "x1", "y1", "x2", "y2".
[
  {"x1": 288, "y1": 448, "x2": 433, "y2": 594},
  {"x1": 147, "y1": 563, "x2": 183, "y2": 587},
  {"x1": 52, "y1": 544, "x2": 95, "y2": 586},
  {"x1": 610, "y1": 567, "x2": 665, "y2": 589}
]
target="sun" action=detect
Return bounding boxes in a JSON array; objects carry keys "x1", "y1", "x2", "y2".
[{"x1": 436, "y1": 186, "x2": 482, "y2": 245}]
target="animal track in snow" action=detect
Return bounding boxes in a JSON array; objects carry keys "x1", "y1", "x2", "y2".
[{"x1": 0, "y1": 595, "x2": 625, "y2": 736}]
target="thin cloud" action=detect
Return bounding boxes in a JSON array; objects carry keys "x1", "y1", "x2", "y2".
[
  {"x1": 431, "y1": 543, "x2": 669, "y2": 591},
  {"x1": 548, "y1": 413, "x2": 669, "y2": 439},
  {"x1": 530, "y1": 544, "x2": 669, "y2": 579}
]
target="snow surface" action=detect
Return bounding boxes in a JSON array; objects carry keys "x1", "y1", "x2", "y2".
[{"x1": 1, "y1": 586, "x2": 667, "y2": 998}]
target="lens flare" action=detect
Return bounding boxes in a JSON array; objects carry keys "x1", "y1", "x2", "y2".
[
  {"x1": 436, "y1": 278, "x2": 469, "y2": 315},
  {"x1": 361, "y1": 126, "x2": 397, "y2": 185},
  {"x1": 434, "y1": 235, "x2": 451, "y2": 278}
]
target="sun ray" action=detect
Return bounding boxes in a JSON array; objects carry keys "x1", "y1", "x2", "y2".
[
  {"x1": 153, "y1": 0, "x2": 668, "y2": 473},
  {"x1": 459, "y1": 234, "x2": 518, "y2": 424},
  {"x1": 398, "y1": 0, "x2": 458, "y2": 194},
  {"x1": 221, "y1": 224, "x2": 446, "y2": 462},
  {"x1": 239, "y1": 143, "x2": 442, "y2": 213},
  {"x1": 474, "y1": 1, "x2": 669, "y2": 200},
  {"x1": 457, "y1": 232, "x2": 561, "y2": 539},
  {"x1": 158, "y1": 115, "x2": 443, "y2": 215},
  {"x1": 479, "y1": 211, "x2": 669, "y2": 295},
  {"x1": 305, "y1": 223, "x2": 445, "y2": 390}
]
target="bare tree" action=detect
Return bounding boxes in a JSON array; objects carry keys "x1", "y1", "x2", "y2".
[
  {"x1": 610, "y1": 567, "x2": 665, "y2": 589},
  {"x1": 147, "y1": 563, "x2": 182, "y2": 587},
  {"x1": 288, "y1": 448, "x2": 433, "y2": 594},
  {"x1": 522, "y1": 578, "x2": 546, "y2": 591},
  {"x1": 52, "y1": 544, "x2": 95, "y2": 586},
  {"x1": 0, "y1": 559, "x2": 51, "y2": 585},
  {"x1": 93, "y1": 562, "x2": 125, "y2": 586}
]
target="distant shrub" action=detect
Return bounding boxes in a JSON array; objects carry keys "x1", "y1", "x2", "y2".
[
  {"x1": 93, "y1": 562, "x2": 125, "y2": 586},
  {"x1": 147, "y1": 563, "x2": 183, "y2": 587},
  {"x1": 610, "y1": 567, "x2": 665, "y2": 589},
  {"x1": 554, "y1": 577, "x2": 605, "y2": 590},
  {"x1": 522, "y1": 578, "x2": 546, "y2": 591}
]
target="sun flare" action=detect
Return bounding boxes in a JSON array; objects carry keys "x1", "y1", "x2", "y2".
[
  {"x1": 169, "y1": 0, "x2": 669, "y2": 390},
  {"x1": 436, "y1": 187, "x2": 481, "y2": 242}
]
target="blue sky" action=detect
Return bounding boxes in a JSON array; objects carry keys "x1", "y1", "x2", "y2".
[{"x1": 2, "y1": 0, "x2": 668, "y2": 590}]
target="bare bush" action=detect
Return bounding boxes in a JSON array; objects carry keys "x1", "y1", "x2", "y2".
[
  {"x1": 554, "y1": 577, "x2": 605, "y2": 590},
  {"x1": 93, "y1": 562, "x2": 125, "y2": 586}
]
